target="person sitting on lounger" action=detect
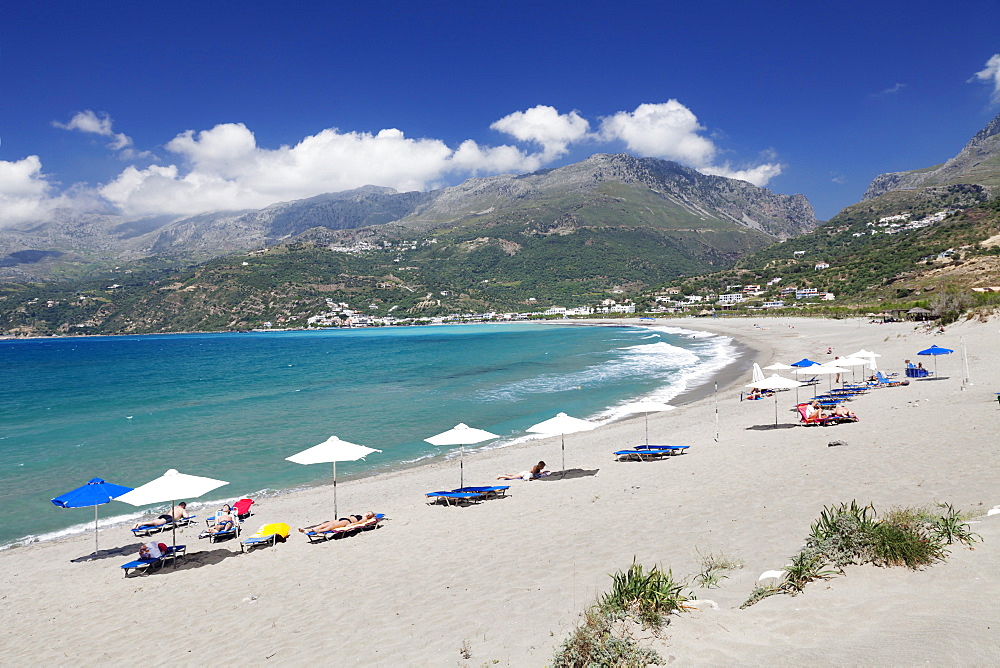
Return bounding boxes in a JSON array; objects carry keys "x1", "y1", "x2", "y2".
[
  {"x1": 132, "y1": 502, "x2": 188, "y2": 530},
  {"x1": 200, "y1": 508, "x2": 236, "y2": 537},
  {"x1": 807, "y1": 401, "x2": 826, "y2": 420},
  {"x1": 298, "y1": 511, "x2": 376, "y2": 534},
  {"x1": 498, "y1": 461, "x2": 549, "y2": 481}
]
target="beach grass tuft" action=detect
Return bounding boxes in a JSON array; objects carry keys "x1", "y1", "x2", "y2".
[
  {"x1": 742, "y1": 500, "x2": 977, "y2": 608},
  {"x1": 693, "y1": 549, "x2": 744, "y2": 589},
  {"x1": 551, "y1": 606, "x2": 663, "y2": 668},
  {"x1": 600, "y1": 560, "x2": 691, "y2": 628}
]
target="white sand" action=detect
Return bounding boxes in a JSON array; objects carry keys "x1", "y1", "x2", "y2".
[{"x1": 2, "y1": 315, "x2": 999, "y2": 666}]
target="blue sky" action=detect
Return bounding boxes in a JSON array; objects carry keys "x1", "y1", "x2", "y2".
[{"x1": 2, "y1": 0, "x2": 999, "y2": 225}]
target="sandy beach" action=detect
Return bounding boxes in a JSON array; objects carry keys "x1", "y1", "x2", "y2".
[{"x1": 2, "y1": 315, "x2": 998, "y2": 666}]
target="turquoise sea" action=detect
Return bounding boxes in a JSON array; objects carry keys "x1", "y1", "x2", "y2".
[{"x1": 0, "y1": 323, "x2": 738, "y2": 548}]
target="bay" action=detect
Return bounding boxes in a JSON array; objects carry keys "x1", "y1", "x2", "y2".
[{"x1": 0, "y1": 322, "x2": 737, "y2": 548}]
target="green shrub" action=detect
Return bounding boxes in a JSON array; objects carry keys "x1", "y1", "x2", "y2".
[
  {"x1": 806, "y1": 501, "x2": 878, "y2": 568},
  {"x1": 868, "y1": 520, "x2": 944, "y2": 568},
  {"x1": 693, "y1": 549, "x2": 744, "y2": 588},
  {"x1": 931, "y1": 503, "x2": 982, "y2": 546},
  {"x1": 551, "y1": 607, "x2": 663, "y2": 668},
  {"x1": 600, "y1": 560, "x2": 690, "y2": 628}
]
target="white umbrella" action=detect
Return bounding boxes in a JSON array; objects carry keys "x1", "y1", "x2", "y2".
[
  {"x1": 763, "y1": 362, "x2": 795, "y2": 371},
  {"x1": 622, "y1": 401, "x2": 673, "y2": 445},
  {"x1": 527, "y1": 412, "x2": 597, "y2": 473},
  {"x1": 850, "y1": 349, "x2": 881, "y2": 359},
  {"x1": 286, "y1": 436, "x2": 381, "y2": 519},
  {"x1": 746, "y1": 374, "x2": 803, "y2": 425},
  {"x1": 116, "y1": 469, "x2": 229, "y2": 547},
  {"x1": 808, "y1": 364, "x2": 850, "y2": 391},
  {"x1": 751, "y1": 363, "x2": 766, "y2": 384},
  {"x1": 425, "y1": 424, "x2": 499, "y2": 488},
  {"x1": 834, "y1": 357, "x2": 871, "y2": 383}
]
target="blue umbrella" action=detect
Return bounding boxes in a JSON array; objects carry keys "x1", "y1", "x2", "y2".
[
  {"x1": 917, "y1": 345, "x2": 954, "y2": 376},
  {"x1": 790, "y1": 358, "x2": 821, "y2": 367},
  {"x1": 52, "y1": 478, "x2": 133, "y2": 557}
]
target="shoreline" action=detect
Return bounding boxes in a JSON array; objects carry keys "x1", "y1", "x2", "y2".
[
  {"x1": 3, "y1": 318, "x2": 755, "y2": 550},
  {"x1": 4, "y1": 315, "x2": 998, "y2": 665}
]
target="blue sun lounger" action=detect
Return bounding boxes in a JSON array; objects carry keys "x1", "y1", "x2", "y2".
[
  {"x1": 453, "y1": 486, "x2": 510, "y2": 499},
  {"x1": 120, "y1": 545, "x2": 186, "y2": 576},
  {"x1": 425, "y1": 490, "x2": 483, "y2": 505},
  {"x1": 131, "y1": 515, "x2": 196, "y2": 538},
  {"x1": 614, "y1": 446, "x2": 689, "y2": 461},
  {"x1": 303, "y1": 513, "x2": 386, "y2": 543},
  {"x1": 198, "y1": 522, "x2": 240, "y2": 543}
]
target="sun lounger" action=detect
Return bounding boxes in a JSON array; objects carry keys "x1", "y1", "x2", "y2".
[
  {"x1": 232, "y1": 498, "x2": 254, "y2": 519},
  {"x1": 797, "y1": 403, "x2": 858, "y2": 426},
  {"x1": 453, "y1": 486, "x2": 510, "y2": 499},
  {"x1": 241, "y1": 523, "x2": 290, "y2": 552},
  {"x1": 425, "y1": 490, "x2": 483, "y2": 505},
  {"x1": 120, "y1": 545, "x2": 186, "y2": 576},
  {"x1": 614, "y1": 445, "x2": 689, "y2": 461},
  {"x1": 303, "y1": 513, "x2": 386, "y2": 543},
  {"x1": 875, "y1": 371, "x2": 910, "y2": 386},
  {"x1": 131, "y1": 515, "x2": 196, "y2": 537},
  {"x1": 199, "y1": 522, "x2": 240, "y2": 543}
]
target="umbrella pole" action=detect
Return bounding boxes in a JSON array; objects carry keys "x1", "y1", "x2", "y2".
[
  {"x1": 561, "y1": 433, "x2": 565, "y2": 473},
  {"x1": 774, "y1": 393, "x2": 778, "y2": 426},
  {"x1": 644, "y1": 412, "x2": 650, "y2": 446},
  {"x1": 460, "y1": 445, "x2": 465, "y2": 489},
  {"x1": 333, "y1": 461, "x2": 338, "y2": 520},
  {"x1": 171, "y1": 500, "x2": 177, "y2": 567},
  {"x1": 94, "y1": 505, "x2": 99, "y2": 558}
]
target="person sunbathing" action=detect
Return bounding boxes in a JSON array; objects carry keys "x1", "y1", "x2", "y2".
[
  {"x1": 200, "y1": 509, "x2": 236, "y2": 537},
  {"x1": 298, "y1": 511, "x2": 376, "y2": 534},
  {"x1": 831, "y1": 405, "x2": 857, "y2": 419},
  {"x1": 498, "y1": 461, "x2": 549, "y2": 480},
  {"x1": 807, "y1": 401, "x2": 826, "y2": 420},
  {"x1": 132, "y1": 502, "x2": 188, "y2": 530}
]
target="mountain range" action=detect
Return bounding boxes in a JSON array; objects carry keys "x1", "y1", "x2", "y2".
[{"x1": 0, "y1": 154, "x2": 816, "y2": 281}]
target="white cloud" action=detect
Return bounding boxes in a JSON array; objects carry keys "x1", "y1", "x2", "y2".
[
  {"x1": 0, "y1": 156, "x2": 58, "y2": 225},
  {"x1": 598, "y1": 101, "x2": 782, "y2": 185},
  {"x1": 26, "y1": 101, "x2": 783, "y2": 218},
  {"x1": 100, "y1": 123, "x2": 545, "y2": 216},
  {"x1": 599, "y1": 101, "x2": 717, "y2": 166},
  {"x1": 876, "y1": 82, "x2": 907, "y2": 96},
  {"x1": 54, "y1": 110, "x2": 135, "y2": 152},
  {"x1": 490, "y1": 106, "x2": 591, "y2": 160},
  {"x1": 971, "y1": 53, "x2": 1000, "y2": 103}
]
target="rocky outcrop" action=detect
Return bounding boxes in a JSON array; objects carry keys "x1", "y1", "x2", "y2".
[{"x1": 863, "y1": 113, "x2": 1000, "y2": 200}]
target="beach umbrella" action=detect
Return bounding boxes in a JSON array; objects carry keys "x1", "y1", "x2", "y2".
[
  {"x1": 850, "y1": 349, "x2": 881, "y2": 359},
  {"x1": 51, "y1": 477, "x2": 133, "y2": 558},
  {"x1": 286, "y1": 436, "x2": 382, "y2": 519},
  {"x1": 763, "y1": 362, "x2": 795, "y2": 371},
  {"x1": 623, "y1": 401, "x2": 673, "y2": 445},
  {"x1": 527, "y1": 412, "x2": 597, "y2": 473},
  {"x1": 116, "y1": 469, "x2": 229, "y2": 547},
  {"x1": 790, "y1": 358, "x2": 821, "y2": 367},
  {"x1": 425, "y1": 424, "x2": 499, "y2": 488},
  {"x1": 917, "y1": 344, "x2": 954, "y2": 376},
  {"x1": 834, "y1": 357, "x2": 871, "y2": 383},
  {"x1": 745, "y1": 374, "x2": 803, "y2": 425},
  {"x1": 810, "y1": 365, "x2": 850, "y2": 391},
  {"x1": 751, "y1": 363, "x2": 766, "y2": 384}
]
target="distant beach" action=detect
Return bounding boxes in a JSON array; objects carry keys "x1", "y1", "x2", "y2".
[{"x1": 2, "y1": 315, "x2": 998, "y2": 665}]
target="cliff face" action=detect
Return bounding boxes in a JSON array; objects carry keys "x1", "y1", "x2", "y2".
[{"x1": 863, "y1": 113, "x2": 1000, "y2": 200}]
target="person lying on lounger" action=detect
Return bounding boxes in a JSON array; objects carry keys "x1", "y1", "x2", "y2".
[
  {"x1": 830, "y1": 405, "x2": 857, "y2": 419},
  {"x1": 497, "y1": 461, "x2": 549, "y2": 481},
  {"x1": 297, "y1": 511, "x2": 376, "y2": 534},
  {"x1": 132, "y1": 502, "x2": 188, "y2": 530}
]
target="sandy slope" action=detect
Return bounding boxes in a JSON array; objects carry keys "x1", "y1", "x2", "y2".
[{"x1": 2, "y1": 315, "x2": 998, "y2": 666}]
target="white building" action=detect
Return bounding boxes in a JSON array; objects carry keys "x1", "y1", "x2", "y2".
[{"x1": 718, "y1": 293, "x2": 745, "y2": 304}]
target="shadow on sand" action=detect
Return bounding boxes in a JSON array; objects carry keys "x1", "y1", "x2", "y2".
[
  {"x1": 745, "y1": 423, "x2": 800, "y2": 431},
  {"x1": 539, "y1": 468, "x2": 600, "y2": 481}
]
